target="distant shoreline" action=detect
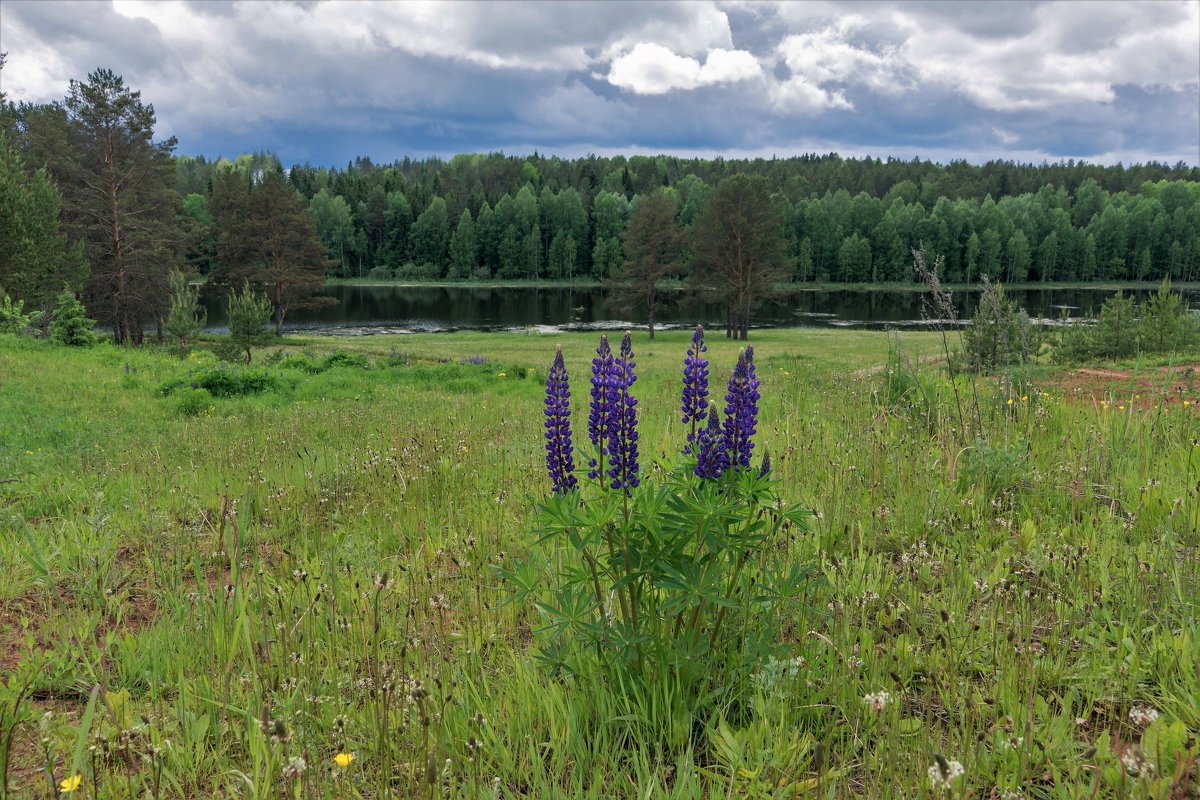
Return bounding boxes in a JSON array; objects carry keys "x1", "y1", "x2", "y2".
[{"x1": 324, "y1": 277, "x2": 1200, "y2": 292}]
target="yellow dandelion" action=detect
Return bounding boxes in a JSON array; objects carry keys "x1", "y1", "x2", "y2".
[
  {"x1": 334, "y1": 752, "x2": 355, "y2": 768},
  {"x1": 1006, "y1": 398, "x2": 1014, "y2": 406},
  {"x1": 60, "y1": 775, "x2": 82, "y2": 793},
  {"x1": 1020, "y1": 395, "x2": 1028, "y2": 402},
  {"x1": 1118, "y1": 405, "x2": 1125, "y2": 411}
]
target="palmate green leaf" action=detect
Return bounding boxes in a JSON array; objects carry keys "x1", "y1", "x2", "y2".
[{"x1": 490, "y1": 555, "x2": 543, "y2": 606}]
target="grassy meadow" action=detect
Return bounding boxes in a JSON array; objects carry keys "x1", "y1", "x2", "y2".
[{"x1": 1, "y1": 326, "x2": 1197, "y2": 799}]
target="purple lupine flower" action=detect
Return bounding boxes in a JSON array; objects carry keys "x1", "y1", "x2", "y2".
[
  {"x1": 721, "y1": 347, "x2": 761, "y2": 471},
  {"x1": 587, "y1": 334, "x2": 619, "y2": 480},
  {"x1": 607, "y1": 332, "x2": 640, "y2": 492},
  {"x1": 681, "y1": 325, "x2": 709, "y2": 451},
  {"x1": 544, "y1": 346, "x2": 578, "y2": 495},
  {"x1": 694, "y1": 410, "x2": 728, "y2": 479}
]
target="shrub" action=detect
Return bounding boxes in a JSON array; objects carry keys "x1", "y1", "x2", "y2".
[
  {"x1": 48, "y1": 289, "x2": 99, "y2": 346},
  {"x1": 159, "y1": 364, "x2": 281, "y2": 398},
  {"x1": 1140, "y1": 278, "x2": 1197, "y2": 353},
  {"x1": 962, "y1": 278, "x2": 1031, "y2": 373},
  {"x1": 174, "y1": 387, "x2": 213, "y2": 416},
  {"x1": 225, "y1": 281, "x2": 273, "y2": 363},
  {"x1": 164, "y1": 269, "x2": 206, "y2": 355},
  {"x1": 0, "y1": 288, "x2": 40, "y2": 335},
  {"x1": 498, "y1": 327, "x2": 815, "y2": 723}
]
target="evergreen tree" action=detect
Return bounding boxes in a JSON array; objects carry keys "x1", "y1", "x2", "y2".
[
  {"x1": 212, "y1": 170, "x2": 334, "y2": 334},
  {"x1": 448, "y1": 209, "x2": 477, "y2": 279},
  {"x1": 410, "y1": 197, "x2": 449, "y2": 273},
  {"x1": 224, "y1": 280, "x2": 273, "y2": 362},
  {"x1": 0, "y1": 132, "x2": 86, "y2": 320},
  {"x1": 164, "y1": 269, "x2": 206, "y2": 353},
  {"x1": 691, "y1": 174, "x2": 789, "y2": 340},
  {"x1": 54, "y1": 69, "x2": 182, "y2": 344},
  {"x1": 48, "y1": 289, "x2": 99, "y2": 346},
  {"x1": 610, "y1": 189, "x2": 685, "y2": 338}
]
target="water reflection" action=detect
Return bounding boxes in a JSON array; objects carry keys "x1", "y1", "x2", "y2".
[{"x1": 200, "y1": 285, "x2": 1200, "y2": 335}]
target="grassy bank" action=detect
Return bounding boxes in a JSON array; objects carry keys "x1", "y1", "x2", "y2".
[{"x1": 1, "y1": 328, "x2": 1197, "y2": 798}]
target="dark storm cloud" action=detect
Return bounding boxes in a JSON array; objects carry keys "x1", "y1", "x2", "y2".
[{"x1": 1, "y1": 0, "x2": 1195, "y2": 165}]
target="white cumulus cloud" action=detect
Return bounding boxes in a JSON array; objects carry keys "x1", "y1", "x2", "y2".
[{"x1": 606, "y1": 43, "x2": 762, "y2": 94}]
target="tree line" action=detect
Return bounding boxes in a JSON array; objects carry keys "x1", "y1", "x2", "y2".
[{"x1": 3, "y1": 64, "x2": 1199, "y2": 345}]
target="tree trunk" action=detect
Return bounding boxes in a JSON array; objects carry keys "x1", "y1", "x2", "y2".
[{"x1": 647, "y1": 287, "x2": 655, "y2": 339}]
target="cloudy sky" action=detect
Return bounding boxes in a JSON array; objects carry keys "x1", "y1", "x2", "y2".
[{"x1": 2, "y1": 0, "x2": 1198, "y2": 166}]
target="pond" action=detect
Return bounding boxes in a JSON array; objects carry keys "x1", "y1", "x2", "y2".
[{"x1": 200, "y1": 284, "x2": 1200, "y2": 335}]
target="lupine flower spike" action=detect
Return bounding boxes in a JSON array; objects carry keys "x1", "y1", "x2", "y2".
[
  {"x1": 544, "y1": 346, "x2": 578, "y2": 494},
  {"x1": 588, "y1": 335, "x2": 618, "y2": 481},
  {"x1": 607, "y1": 332, "x2": 640, "y2": 492},
  {"x1": 681, "y1": 325, "x2": 710, "y2": 451},
  {"x1": 722, "y1": 347, "x2": 761, "y2": 471},
  {"x1": 694, "y1": 410, "x2": 728, "y2": 479}
]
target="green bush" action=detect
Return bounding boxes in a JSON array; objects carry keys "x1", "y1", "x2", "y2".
[
  {"x1": 225, "y1": 281, "x2": 273, "y2": 363},
  {"x1": 48, "y1": 289, "x2": 99, "y2": 346},
  {"x1": 962, "y1": 278, "x2": 1030, "y2": 373},
  {"x1": 159, "y1": 365, "x2": 281, "y2": 398},
  {"x1": 1055, "y1": 281, "x2": 1197, "y2": 363},
  {"x1": 174, "y1": 387, "x2": 213, "y2": 416},
  {"x1": 0, "y1": 288, "x2": 41, "y2": 335}
]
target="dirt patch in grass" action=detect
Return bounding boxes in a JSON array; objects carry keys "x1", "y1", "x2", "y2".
[{"x1": 1047, "y1": 363, "x2": 1200, "y2": 410}]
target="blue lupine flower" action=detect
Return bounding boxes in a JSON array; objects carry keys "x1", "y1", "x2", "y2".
[
  {"x1": 722, "y1": 347, "x2": 760, "y2": 471},
  {"x1": 544, "y1": 346, "x2": 577, "y2": 495},
  {"x1": 607, "y1": 332, "x2": 640, "y2": 492},
  {"x1": 587, "y1": 334, "x2": 619, "y2": 480},
  {"x1": 694, "y1": 410, "x2": 728, "y2": 479},
  {"x1": 681, "y1": 325, "x2": 709, "y2": 451}
]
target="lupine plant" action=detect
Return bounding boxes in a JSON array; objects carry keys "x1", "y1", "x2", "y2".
[{"x1": 508, "y1": 327, "x2": 814, "y2": 716}]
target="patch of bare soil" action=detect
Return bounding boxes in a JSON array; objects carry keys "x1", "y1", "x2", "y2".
[{"x1": 1047, "y1": 363, "x2": 1200, "y2": 410}]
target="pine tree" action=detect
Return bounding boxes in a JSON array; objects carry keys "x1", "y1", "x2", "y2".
[
  {"x1": 610, "y1": 189, "x2": 685, "y2": 338},
  {"x1": 52, "y1": 69, "x2": 182, "y2": 344},
  {"x1": 0, "y1": 132, "x2": 86, "y2": 320},
  {"x1": 212, "y1": 170, "x2": 334, "y2": 334}
]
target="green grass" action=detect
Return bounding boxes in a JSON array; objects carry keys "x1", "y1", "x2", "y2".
[{"x1": 0, "y1": 329, "x2": 1197, "y2": 799}]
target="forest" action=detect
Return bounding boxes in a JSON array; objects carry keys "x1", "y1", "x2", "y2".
[{"x1": 3, "y1": 66, "x2": 1200, "y2": 344}]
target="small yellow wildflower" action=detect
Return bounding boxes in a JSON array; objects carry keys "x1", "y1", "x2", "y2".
[
  {"x1": 498, "y1": 372, "x2": 507, "y2": 378},
  {"x1": 334, "y1": 752, "x2": 355, "y2": 768},
  {"x1": 1020, "y1": 395, "x2": 1028, "y2": 402},
  {"x1": 1184, "y1": 400, "x2": 1192, "y2": 407},
  {"x1": 60, "y1": 775, "x2": 82, "y2": 793},
  {"x1": 1006, "y1": 398, "x2": 1014, "y2": 405},
  {"x1": 1118, "y1": 405, "x2": 1126, "y2": 411}
]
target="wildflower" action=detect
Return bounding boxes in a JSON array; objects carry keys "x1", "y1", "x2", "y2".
[
  {"x1": 282, "y1": 756, "x2": 306, "y2": 781},
  {"x1": 1128, "y1": 705, "x2": 1159, "y2": 728},
  {"x1": 607, "y1": 333, "x2": 640, "y2": 492},
  {"x1": 587, "y1": 335, "x2": 619, "y2": 480},
  {"x1": 680, "y1": 325, "x2": 710, "y2": 449},
  {"x1": 722, "y1": 347, "x2": 760, "y2": 471},
  {"x1": 863, "y1": 690, "x2": 891, "y2": 713},
  {"x1": 694, "y1": 411, "x2": 728, "y2": 479},
  {"x1": 334, "y1": 752, "x2": 355, "y2": 768},
  {"x1": 498, "y1": 372, "x2": 506, "y2": 378},
  {"x1": 544, "y1": 346, "x2": 578, "y2": 495},
  {"x1": 1121, "y1": 746, "x2": 1151, "y2": 775},
  {"x1": 1007, "y1": 398, "x2": 1014, "y2": 406},
  {"x1": 927, "y1": 756, "x2": 964, "y2": 790},
  {"x1": 59, "y1": 775, "x2": 83, "y2": 793}
]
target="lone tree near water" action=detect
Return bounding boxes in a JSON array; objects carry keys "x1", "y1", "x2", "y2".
[
  {"x1": 611, "y1": 189, "x2": 686, "y2": 338},
  {"x1": 211, "y1": 170, "x2": 334, "y2": 335},
  {"x1": 690, "y1": 174, "x2": 789, "y2": 340}
]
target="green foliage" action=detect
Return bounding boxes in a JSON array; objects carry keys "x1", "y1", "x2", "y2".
[
  {"x1": 275, "y1": 350, "x2": 369, "y2": 374},
  {"x1": 48, "y1": 289, "x2": 99, "y2": 346},
  {"x1": 0, "y1": 288, "x2": 41, "y2": 335},
  {"x1": 158, "y1": 364, "x2": 281, "y2": 398},
  {"x1": 962, "y1": 278, "x2": 1032, "y2": 373},
  {"x1": 1055, "y1": 281, "x2": 1197, "y2": 362},
  {"x1": 224, "y1": 280, "x2": 273, "y2": 363},
  {"x1": 163, "y1": 269, "x2": 206, "y2": 354}
]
